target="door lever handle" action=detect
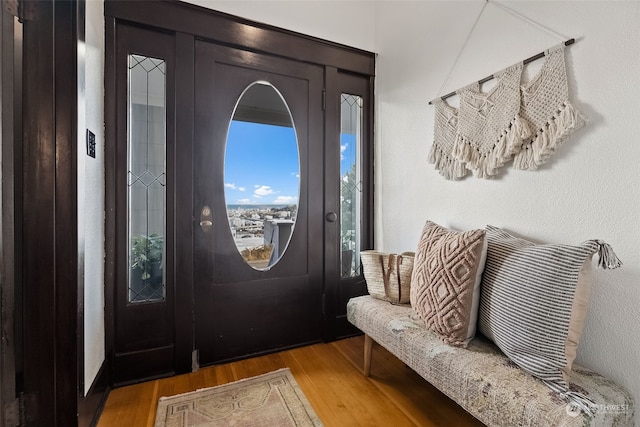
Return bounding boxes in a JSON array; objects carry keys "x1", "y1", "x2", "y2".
[{"x1": 200, "y1": 205, "x2": 213, "y2": 233}]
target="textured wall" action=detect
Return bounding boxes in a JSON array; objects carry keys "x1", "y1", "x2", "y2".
[
  {"x1": 373, "y1": 0, "x2": 640, "y2": 415},
  {"x1": 184, "y1": 0, "x2": 376, "y2": 52},
  {"x1": 82, "y1": 0, "x2": 105, "y2": 395}
]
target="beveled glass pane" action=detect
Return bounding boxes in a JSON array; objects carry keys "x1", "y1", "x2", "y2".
[
  {"x1": 225, "y1": 81, "x2": 299, "y2": 271},
  {"x1": 127, "y1": 54, "x2": 166, "y2": 303},
  {"x1": 340, "y1": 94, "x2": 363, "y2": 278}
]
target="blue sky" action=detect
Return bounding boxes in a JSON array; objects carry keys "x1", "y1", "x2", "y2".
[
  {"x1": 341, "y1": 134, "x2": 355, "y2": 176},
  {"x1": 224, "y1": 120, "x2": 357, "y2": 205},
  {"x1": 224, "y1": 121, "x2": 300, "y2": 205}
]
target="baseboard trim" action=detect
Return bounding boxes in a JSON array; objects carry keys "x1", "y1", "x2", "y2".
[{"x1": 78, "y1": 360, "x2": 110, "y2": 427}]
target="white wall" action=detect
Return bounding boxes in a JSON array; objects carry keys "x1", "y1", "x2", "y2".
[
  {"x1": 184, "y1": 0, "x2": 376, "y2": 52},
  {"x1": 374, "y1": 0, "x2": 640, "y2": 416},
  {"x1": 81, "y1": 0, "x2": 105, "y2": 395}
]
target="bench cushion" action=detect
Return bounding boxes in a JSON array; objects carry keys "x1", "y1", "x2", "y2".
[{"x1": 347, "y1": 295, "x2": 634, "y2": 427}]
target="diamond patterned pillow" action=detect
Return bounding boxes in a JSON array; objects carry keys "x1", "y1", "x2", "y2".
[{"x1": 410, "y1": 221, "x2": 487, "y2": 347}]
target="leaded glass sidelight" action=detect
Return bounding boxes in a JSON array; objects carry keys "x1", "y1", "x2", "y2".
[
  {"x1": 340, "y1": 94, "x2": 363, "y2": 278},
  {"x1": 127, "y1": 54, "x2": 166, "y2": 303}
]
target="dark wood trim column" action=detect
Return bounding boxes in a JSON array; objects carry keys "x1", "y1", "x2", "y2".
[
  {"x1": 174, "y1": 31, "x2": 195, "y2": 375},
  {"x1": 1, "y1": 4, "x2": 19, "y2": 423},
  {"x1": 103, "y1": 13, "x2": 117, "y2": 389},
  {"x1": 21, "y1": 0, "x2": 79, "y2": 425}
]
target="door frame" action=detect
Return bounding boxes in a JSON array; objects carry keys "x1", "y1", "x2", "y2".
[
  {"x1": 104, "y1": 0, "x2": 375, "y2": 385},
  {"x1": 1, "y1": 4, "x2": 18, "y2": 424},
  {"x1": 8, "y1": 0, "x2": 80, "y2": 424}
]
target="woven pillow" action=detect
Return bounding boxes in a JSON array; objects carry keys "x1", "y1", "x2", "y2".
[
  {"x1": 478, "y1": 225, "x2": 622, "y2": 416},
  {"x1": 410, "y1": 221, "x2": 487, "y2": 347}
]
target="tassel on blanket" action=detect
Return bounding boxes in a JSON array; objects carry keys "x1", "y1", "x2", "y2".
[
  {"x1": 562, "y1": 390, "x2": 598, "y2": 418},
  {"x1": 593, "y1": 240, "x2": 623, "y2": 269},
  {"x1": 543, "y1": 378, "x2": 598, "y2": 419}
]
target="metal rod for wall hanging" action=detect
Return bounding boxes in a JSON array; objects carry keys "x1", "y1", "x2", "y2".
[{"x1": 429, "y1": 38, "x2": 575, "y2": 105}]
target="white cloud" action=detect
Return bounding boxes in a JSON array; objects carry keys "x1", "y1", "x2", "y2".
[
  {"x1": 253, "y1": 185, "x2": 275, "y2": 198},
  {"x1": 226, "y1": 183, "x2": 246, "y2": 191},
  {"x1": 237, "y1": 198, "x2": 252, "y2": 204},
  {"x1": 340, "y1": 143, "x2": 348, "y2": 161},
  {"x1": 273, "y1": 196, "x2": 297, "y2": 204}
]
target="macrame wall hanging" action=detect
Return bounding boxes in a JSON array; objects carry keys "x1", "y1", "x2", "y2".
[{"x1": 429, "y1": 0, "x2": 585, "y2": 180}]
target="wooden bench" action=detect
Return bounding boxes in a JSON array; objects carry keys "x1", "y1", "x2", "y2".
[{"x1": 347, "y1": 295, "x2": 635, "y2": 427}]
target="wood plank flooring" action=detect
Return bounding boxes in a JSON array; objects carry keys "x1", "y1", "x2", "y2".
[{"x1": 97, "y1": 336, "x2": 484, "y2": 426}]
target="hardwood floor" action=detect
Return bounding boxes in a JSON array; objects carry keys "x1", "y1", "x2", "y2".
[{"x1": 97, "y1": 336, "x2": 484, "y2": 426}]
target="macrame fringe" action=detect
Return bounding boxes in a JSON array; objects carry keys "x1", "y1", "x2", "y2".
[
  {"x1": 428, "y1": 144, "x2": 468, "y2": 180},
  {"x1": 513, "y1": 101, "x2": 585, "y2": 170},
  {"x1": 452, "y1": 115, "x2": 530, "y2": 179},
  {"x1": 594, "y1": 240, "x2": 623, "y2": 269}
]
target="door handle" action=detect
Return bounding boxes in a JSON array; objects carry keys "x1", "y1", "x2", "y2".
[
  {"x1": 325, "y1": 212, "x2": 337, "y2": 222},
  {"x1": 200, "y1": 205, "x2": 213, "y2": 233}
]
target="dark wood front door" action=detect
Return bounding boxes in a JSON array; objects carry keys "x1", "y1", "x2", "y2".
[
  {"x1": 193, "y1": 41, "x2": 325, "y2": 364},
  {"x1": 105, "y1": 2, "x2": 375, "y2": 385}
]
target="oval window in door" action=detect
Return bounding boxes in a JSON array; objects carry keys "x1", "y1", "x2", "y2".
[{"x1": 224, "y1": 81, "x2": 300, "y2": 271}]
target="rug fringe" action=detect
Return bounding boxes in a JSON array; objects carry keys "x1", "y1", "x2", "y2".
[{"x1": 158, "y1": 367, "x2": 292, "y2": 401}]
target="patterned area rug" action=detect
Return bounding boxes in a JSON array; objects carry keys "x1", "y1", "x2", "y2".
[{"x1": 154, "y1": 368, "x2": 323, "y2": 427}]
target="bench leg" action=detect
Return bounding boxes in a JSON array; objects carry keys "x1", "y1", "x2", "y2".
[{"x1": 363, "y1": 334, "x2": 372, "y2": 377}]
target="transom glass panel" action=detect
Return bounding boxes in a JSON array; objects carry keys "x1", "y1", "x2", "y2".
[{"x1": 127, "y1": 54, "x2": 166, "y2": 303}]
